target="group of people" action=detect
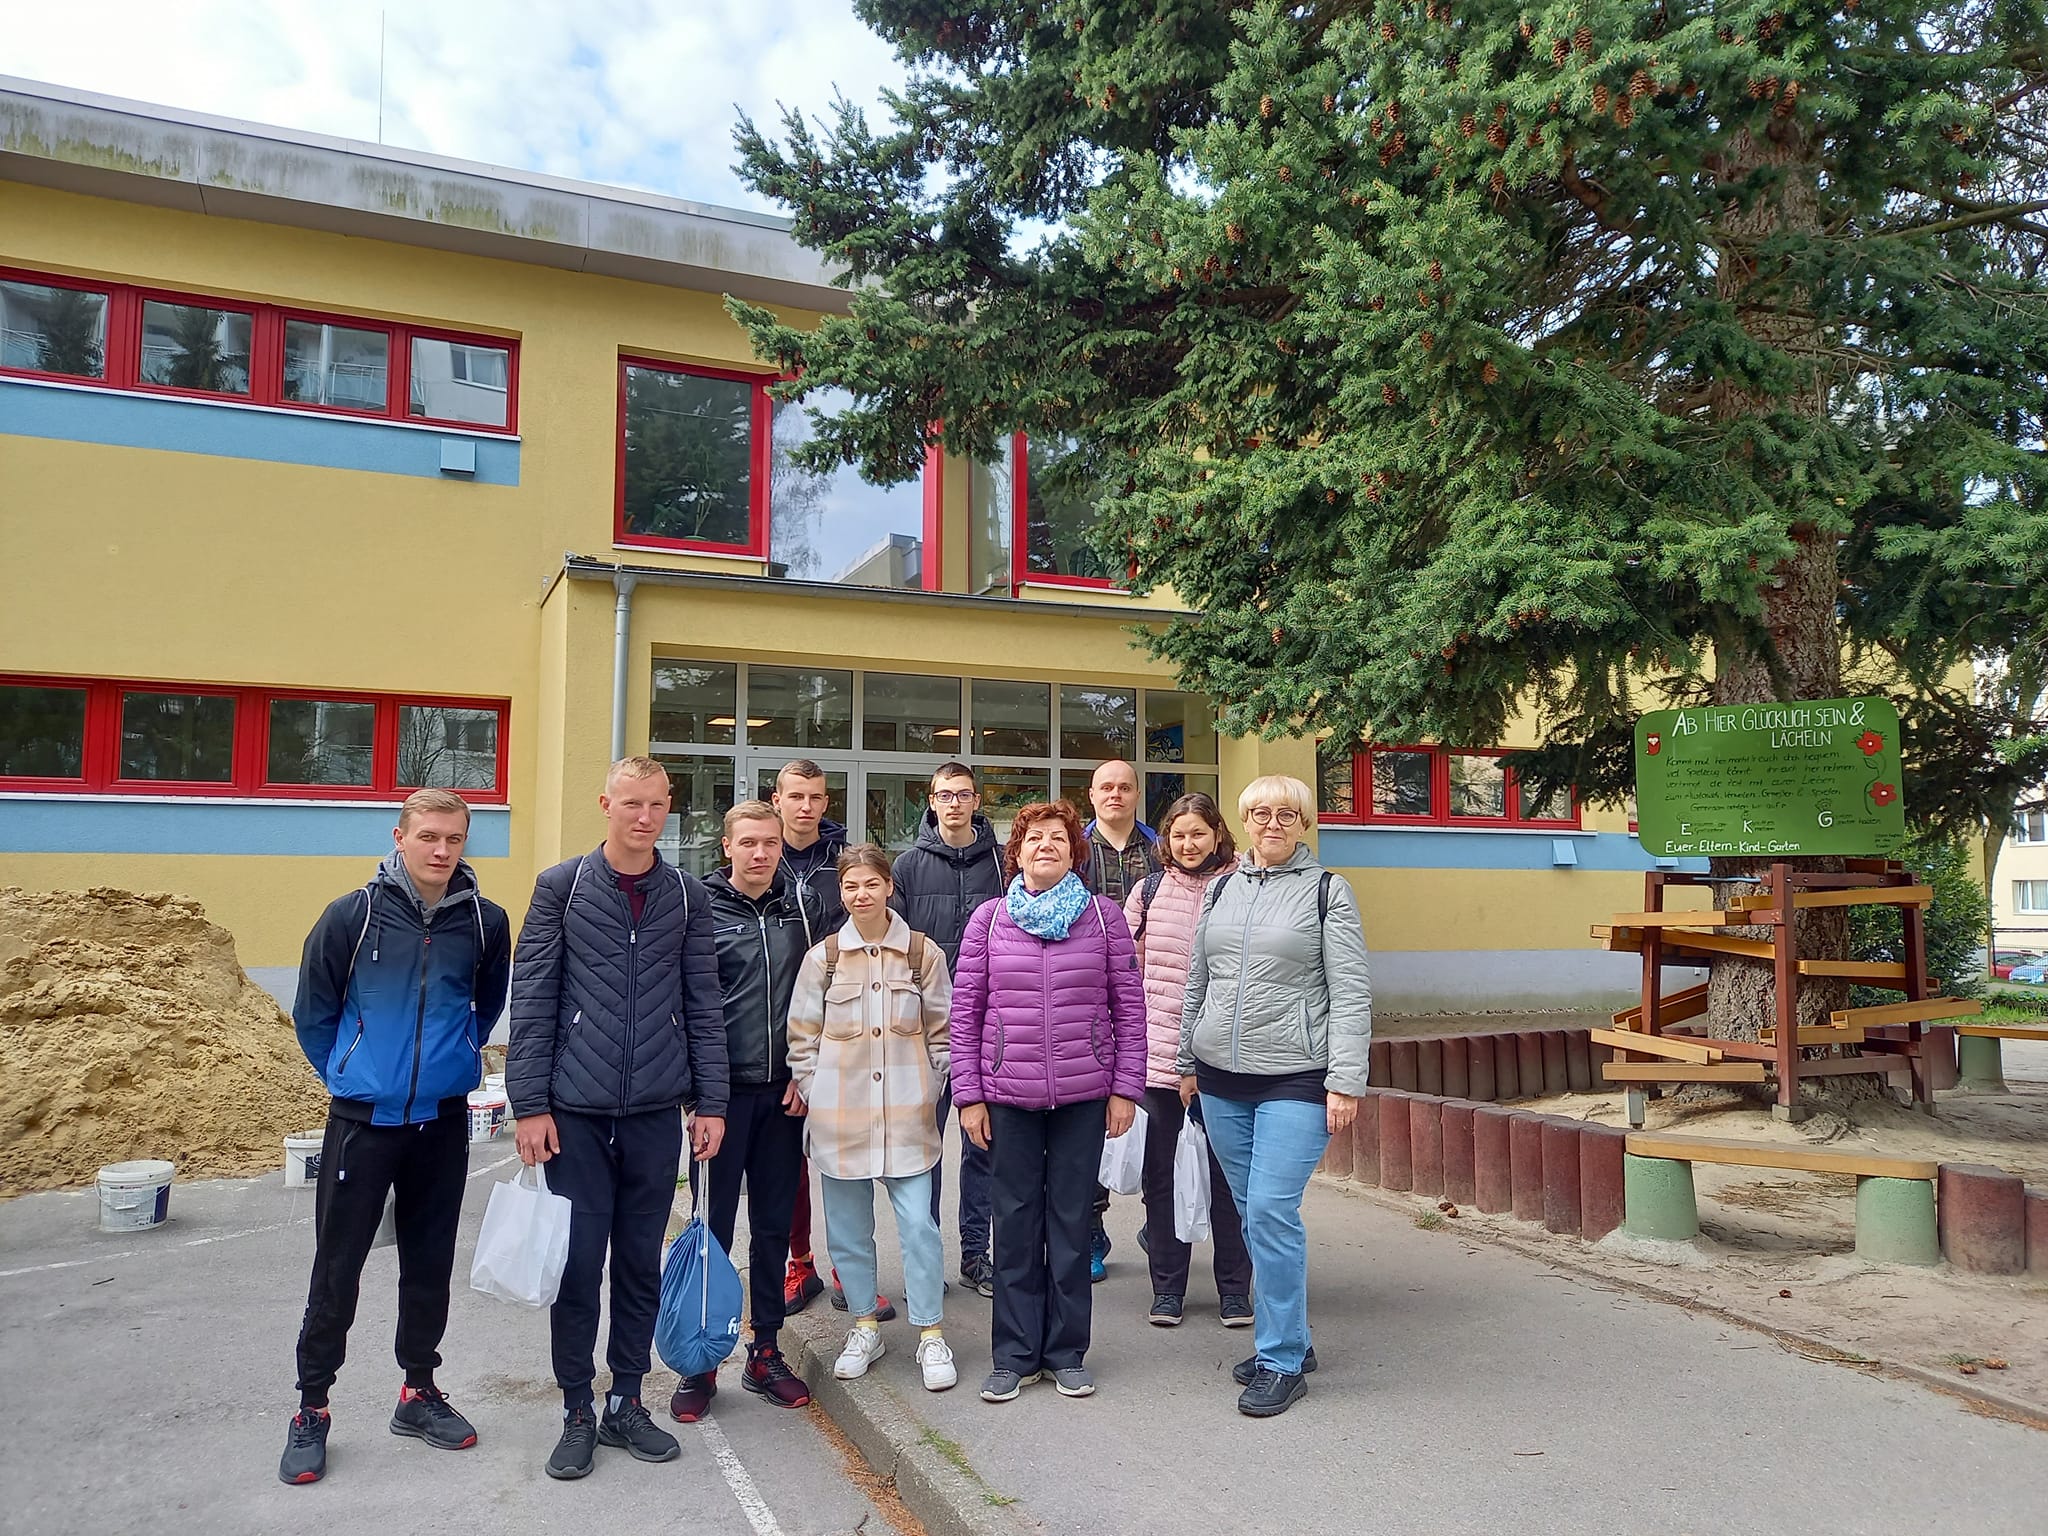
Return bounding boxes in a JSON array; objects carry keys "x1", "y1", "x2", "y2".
[{"x1": 278, "y1": 752, "x2": 1372, "y2": 1487}]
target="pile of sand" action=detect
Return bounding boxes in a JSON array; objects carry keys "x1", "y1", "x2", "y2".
[{"x1": 0, "y1": 886, "x2": 328, "y2": 1195}]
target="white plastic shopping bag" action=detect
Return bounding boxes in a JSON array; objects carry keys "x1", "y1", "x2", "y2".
[
  {"x1": 1098, "y1": 1103, "x2": 1149, "y2": 1195},
  {"x1": 470, "y1": 1162, "x2": 572, "y2": 1308},
  {"x1": 1173, "y1": 1116, "x2": 1213, "y2": 1244}
]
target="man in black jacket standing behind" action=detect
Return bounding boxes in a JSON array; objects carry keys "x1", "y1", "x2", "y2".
[
  {"x1": 508, "y1": 757, "x2": 727, "y2": 1482},
  {"x1": 889, "y1": 761, "x2": 1006, "y2": 1295}
]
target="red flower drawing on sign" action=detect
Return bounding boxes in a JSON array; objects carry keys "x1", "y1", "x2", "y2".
[
  {"x1": 1868, "y1": 781, "x2": 1897, "y2": 807},
  {"x1": 1856, "y1": 730, "x2": 1885, "y2": 756},
  {"x1": 1645, "y1": 733, "x2": 1662, "y2": 756}
]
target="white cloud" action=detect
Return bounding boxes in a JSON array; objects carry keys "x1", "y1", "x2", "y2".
[{"x1": 3, "y1": 0, "x2": 913, "y2": 211}]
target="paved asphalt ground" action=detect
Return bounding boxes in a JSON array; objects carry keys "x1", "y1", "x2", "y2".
[{"x1": 6, "y1": 1091, "x2": 2047, "y2": 1536}]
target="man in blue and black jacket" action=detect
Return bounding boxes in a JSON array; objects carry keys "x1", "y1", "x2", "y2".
[
  {"x1": 508, "y1": 756, "x2": 727, "y2": 1483},
  {"x1": 280, "y1": 788, "x2": 511, "y2": 1488}
]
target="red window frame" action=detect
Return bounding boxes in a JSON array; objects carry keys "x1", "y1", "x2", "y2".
[
  {"x1": 1320, "y1": 744, "x2": 1581, "y2": 829},
  {"x1": 1010, "y1": 431, "x2": 1127, "y2": 591},
  {"x1": 615, "y1": 356, "x2": 775, "y2": 557},
  {"x1": 0, "y1": 264, "x2": 519, "y2": 434},
  {"x1": 0, "y1": 674, "x2": 509, "y2": 803}
]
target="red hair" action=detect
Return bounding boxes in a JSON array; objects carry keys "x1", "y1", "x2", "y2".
[{"x1": 1002, "y1": 800, "x2": 1086, "y2": 880}]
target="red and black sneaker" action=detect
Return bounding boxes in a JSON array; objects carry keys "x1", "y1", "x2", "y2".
[
  {"x1": 389, "y1": 1385, "x2": 477, "y2": 1450},
  {"x1": 784, "y1": 1254, "x2": 824, "y2": 1314},
  {"x1": 741, "y1": 1343, "x2": 812, "y2": 1409},
  {"x1": 278, "y1": 1407, "x2": 330, "y2": 1485},
  {"x1": 669, "y1": 1371, "x2": 717, "y2": 1423}
]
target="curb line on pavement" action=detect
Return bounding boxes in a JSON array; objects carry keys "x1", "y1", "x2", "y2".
[
  {"x1": 783, "y1": 1303, "x2": 1042, "y2": 1536},
  {"x1": 1317, "y1": 1172, "x2": 2048, "y2": 1432}
]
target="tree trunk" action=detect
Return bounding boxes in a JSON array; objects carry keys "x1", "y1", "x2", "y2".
[{"x1": 1694, "y1": 125, "x2": 1878, "y2": 1109}]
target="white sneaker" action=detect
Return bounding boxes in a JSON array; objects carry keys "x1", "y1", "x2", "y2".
[
  {"x1": 833, "y1": 1326, "x2": 886, "y2": 1380},
  {"x1": 916, "y1": 1334, "x2": 958, "y2": 1392}
]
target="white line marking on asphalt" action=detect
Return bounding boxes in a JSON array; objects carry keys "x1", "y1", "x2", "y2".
[
  {"x1": 468, "y1": 1153, "x2": 519, "y2": 1180},
  {"x1": 696, "y1": 1415, "x2": 785, "y2": 1535}
]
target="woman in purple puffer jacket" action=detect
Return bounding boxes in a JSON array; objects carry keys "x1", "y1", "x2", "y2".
[{"x1": 951, "y1": 799, "x2": 1146, "y2": 1405}]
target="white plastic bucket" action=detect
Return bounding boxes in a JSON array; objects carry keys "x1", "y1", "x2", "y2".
[
  {"x1": 98, "y1": 1160, "x2": 174, "y2": 1232},
  {"x1": 483, "y1": 1072, "x2": 506, "y2": 1093},
  {"x1": 283, "y1": 1130, "x2": 325, "y2": 1188},
  {"x1": 467, "y1": 1089, "x2": 508, "y2": 1143}
]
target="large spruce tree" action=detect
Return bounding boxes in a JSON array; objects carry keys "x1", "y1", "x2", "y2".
[{"x1": 732, "y1": 1, "x2": 2048, "y2": 1052}]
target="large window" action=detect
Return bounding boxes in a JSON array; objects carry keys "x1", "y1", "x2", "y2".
[
  {"x1": 770, "y1": 386, "x2": 927, "y2": 589},
  {"x1": 2017, "y1": 881, "x2": 2048, "y2": 914},
  {"x1": 0, "y1": 266, "x2": 517, "y2": 431},
  {"x1": 969, "y1": 433, "x2": 1120, "y2": 594},
  {"x1": 646, "y1": 660, "x2": 1216, "y2": 870},
  {"x1": 0, "y1": 676, "x2": 506, "y2": 801},
  {"x1": 1318, "y1": 743, "x2": 1580, "y2": 829},
  {"x1": 2014, "y1": 806, "x2": 2048, "y2": 845}
]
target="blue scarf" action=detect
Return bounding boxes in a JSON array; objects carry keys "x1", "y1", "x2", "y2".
[{"x1": 1006, "y1": 872, "x2": 1092, "y2": 940}]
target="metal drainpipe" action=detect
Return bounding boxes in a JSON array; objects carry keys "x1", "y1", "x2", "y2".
[{"x1": 610, "y1": 570, "x2": 637, "y2": 763}]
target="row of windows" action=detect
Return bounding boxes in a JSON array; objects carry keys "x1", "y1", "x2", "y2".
[
  {"x1": 1318, "y1": 743, "x2": 1580, "y2": 829},
  {"x1": 0, "y1": 269, "x2": 516, "y2": 431},
  {"x1": 0, "y1": 677, "x2": 507, "y2": 799},
  {"x1": 1, "y1": 263, "x2": 1114, "y2": 595}
]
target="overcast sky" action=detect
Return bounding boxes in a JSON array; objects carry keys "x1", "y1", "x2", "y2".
[{"x1": 5, "y1": 0, "x2": 913, "y2": 213}]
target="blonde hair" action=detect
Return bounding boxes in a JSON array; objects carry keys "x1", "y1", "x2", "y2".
[
  {"x1": 606, "y1": 755, "x2": 670, "y2": 792},
  {"x1": 1237, "y1": 774, "x2": 1316, "y2": 828},
  {"x1": 723, "y1": 799, "x2": 782, "y2": 838},
  {"x1": 398, "y1": 788, "x2": 470, "y2": 830}
]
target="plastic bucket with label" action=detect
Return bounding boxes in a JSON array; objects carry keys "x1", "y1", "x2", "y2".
[{"x1": 98, "y1": 1160, "x2": 174, "y2": 1232}]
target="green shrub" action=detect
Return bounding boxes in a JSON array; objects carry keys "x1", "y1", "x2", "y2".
[{"x1": 1848, "y1": 837, "x2": 1988, "y2": 1007}]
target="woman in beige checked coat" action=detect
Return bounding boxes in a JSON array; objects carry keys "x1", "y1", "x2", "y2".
[{"x1": 786, "y1": 844, "x2": 957, "y2": 1391}]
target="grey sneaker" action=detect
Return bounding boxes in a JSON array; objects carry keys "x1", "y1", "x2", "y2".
[
  {"x1": 979, "y1": 1368, "x2": 1042, "y2": 1402},
  {"x1": 545, "y1": 1407, "x2": 598, "y2": 1480},
  {"x1": 1233, "y1": 1346, "x2": 1317, "y2": 1386},
  {"x1": 1237, "y1": 1366, "x2": 1306, "y2": 1418},
  {"x1": 1052, "y1": 1366, "x2": 1095, "y2": 1398},
  {"x1": 597, "y1": 1396, "x2": 680, "y2": 1463}
]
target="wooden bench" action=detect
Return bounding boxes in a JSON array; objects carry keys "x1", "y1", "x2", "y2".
[{"x1": 1620, "y1": 1132, "x2": 1939, "y2": 1264}]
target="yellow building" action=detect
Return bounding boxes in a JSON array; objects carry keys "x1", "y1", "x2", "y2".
[{"x1": 0, "y1": 78, "x2": 1689, "y2": 1015}]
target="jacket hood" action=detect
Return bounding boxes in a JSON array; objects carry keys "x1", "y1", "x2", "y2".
[
  {"x1": 914, "y1": 809, "x2": 1001, "y2": 864},
  {"x1": 784, "y1": 818, "x2": 848, "y2": 855},
  {"x1": 1084, "y1": 818, "x2": 1158, "y2": 845},
  {"x1": 375, "y1": 850, "x2": 479, "y2": 912},
  {"x1": 1247, "y1": 841, "x2": 1320, "y2": 876},
  {"x1": 707, "y1": 865, "x2": 812, "y2": 915}
]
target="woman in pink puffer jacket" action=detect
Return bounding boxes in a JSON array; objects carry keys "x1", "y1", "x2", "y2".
[
  {"x1": 950, "y1": 799, "x2": 1146, "y2": 1404},
  {"x1": 1121, "y1": 793, "x2": 1252, "y2": 1330}
]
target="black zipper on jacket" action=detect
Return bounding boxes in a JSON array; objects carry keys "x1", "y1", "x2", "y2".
[
  {"x1": 622, "y1": 880, "x2": 639, "y2": 1112},
  {"x1": 402, "y1": 921, "x2": 432, "y2": 1123}
]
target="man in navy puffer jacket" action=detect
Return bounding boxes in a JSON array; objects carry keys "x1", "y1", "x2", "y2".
[
  {"x1": 281, "y1": 789, "x2": 511, "y2": 1488},
  {"x1": 509, "y1": 757, "x2": 728, "y2": 1481}
]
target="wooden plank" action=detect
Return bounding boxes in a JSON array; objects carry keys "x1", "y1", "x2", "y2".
[
  {"x1": 1956, "y1": 1024, "x2": 2048, "y2": 1042},
  {"x1": 1625, "y1": 1132, "x2": 1938, "y2": 1181},
  {"x1": 1601, "y1": 1061, "x2": 1768, "y2": 1084},
  {"x1": 1605, "y1": 910, "x2": 1745, "y2": 927},
  {"x1": 1793, "y1": 1056, "x2": 1909, "y2": 1078},
  {"x1": 1830, "y1": 997, "x2": 1981, "y2": 1030},
  {"x1": 1614, "y1": 985, "x2": 1709, "y2": 1030},
  {"x1": 1589, "y1": 1027, "x2": 1723, "y2": 1064},
  {"x1": 1757, "y1": 1025, "x2": 1869, "y2": 1048},
  {"x1": 1727, "y1": 884, "x2": 1934, "y2": 913},
  {"x1": 1655, "y1": 930, "x2": 1777, "y2": 961},
  {"x1": 1798, "y1": 960, "x2": 1909, "y2": 980}
]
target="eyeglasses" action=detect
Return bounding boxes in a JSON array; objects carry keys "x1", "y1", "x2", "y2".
[
  {"x1": 1246, "y1": 807, "x2": 1303, "y2": 828},
  {"x1": 931, "y1": 790, "x2": 979, "y2": 805}
]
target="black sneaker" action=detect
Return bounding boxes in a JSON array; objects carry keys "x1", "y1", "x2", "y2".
[
  {"x1": 546, "y1": 1407, "x2": 598, "y2": 1480},
  {"x1": 278, "y1": 1408, "x2": 330, "y2": 1485},
  {"x1": 1238, "y1": 1366, "x2": 1307, "y2": 1417},
  {"x1": 1219, "y1": 1292, "x2": 1254, "y2": 1328},
  {"x1": 1147, "y1": 1293, "x2": 1184, "y2": 1327},
  {"x1": 598, "y1": 1396, "x2": 680, "y2": 1463},
  {"x1": 389, "y1": 1385, "x2": 477, "y2": 1449},
  {"x1": 1233, "y1": 1346, "x2": 1317, "y2": 1386},
  {"x1": 960, "y1": 1253, "x2": 996, "y2": 1299}
]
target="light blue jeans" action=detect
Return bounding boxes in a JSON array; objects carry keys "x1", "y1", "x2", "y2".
[
  {"x1": 819, "y1": 1169, "x2": 945, "y2": 1329},
  {"x1": 1199, "y1": 1093, "x2": 1329, "y2": 1376}
]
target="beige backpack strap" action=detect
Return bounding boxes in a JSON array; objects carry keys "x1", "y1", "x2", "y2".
[{"x1": 822, "y1": 932, "x2": 843, "y2": 989}]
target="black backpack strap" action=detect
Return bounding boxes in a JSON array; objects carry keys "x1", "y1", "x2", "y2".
[
  {"x1": 1131, "y1": 870, "x2": 1167, "y2": 944},
  {"x1": 1200, "y1": 869, "x2": 1236, "y2": 916},
  {"x1": 1319, "y1": 870, "x2": 1333, "y2": 925}
]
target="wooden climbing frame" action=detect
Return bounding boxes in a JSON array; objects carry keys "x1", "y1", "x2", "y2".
[{"x1": 1590, "y1": 860, "x2": 1979, "y2": 1121}]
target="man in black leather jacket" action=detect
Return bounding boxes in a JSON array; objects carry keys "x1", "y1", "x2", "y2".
[
  {"x1": 670, "y1": 800, "x2": 821, "y2": 1423},
  {"x1": 508, "y1": 757, "x2": 726, "y2": 1482}
]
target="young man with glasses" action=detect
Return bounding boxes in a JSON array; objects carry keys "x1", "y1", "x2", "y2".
[{"x1": 888, "y1": 762, "x2": 1008, "y2": 1295}]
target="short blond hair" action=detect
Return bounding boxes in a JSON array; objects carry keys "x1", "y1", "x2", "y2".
[
  {"x1": 1237, "y1": 774, "x2": 1316, "y2": 829},
  {"x1": 606, "y1": 755, "x2": 669, "y2": 792},
  {"x1": 724, "y1": 799, "x2": 782, "y2": 839},
  {"x1": 398, "y1": 788, "x2": 471, "y2": 831}
]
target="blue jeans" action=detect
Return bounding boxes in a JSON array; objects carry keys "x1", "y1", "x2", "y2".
[
  {"x1": 819, "y1": 1170, "x2": 945, "y2": 1328},
  {"x1": 1199, "y1": 1093, "x2": 1329, "y2": 1375}
]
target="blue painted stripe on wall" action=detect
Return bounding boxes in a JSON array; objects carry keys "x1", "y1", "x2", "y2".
[
  {"x1": 0, "y1": 379, "x2": 519, "y2": 485},
  {"x1": 0, "y1": 799, "x2": 511, "y2": 858},
  {"x1": 1320, "y1": 827, "x2": 1707, "y2": 874}
]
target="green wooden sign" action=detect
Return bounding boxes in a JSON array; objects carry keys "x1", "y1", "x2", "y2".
[{"x1": 1635, "y1": 697, "x2": 1906, "y2": 859}]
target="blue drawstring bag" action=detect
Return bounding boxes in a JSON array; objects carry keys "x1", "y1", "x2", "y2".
[{"x1": 655, "y1": 1190, "x2": 744, "y2": 1379}]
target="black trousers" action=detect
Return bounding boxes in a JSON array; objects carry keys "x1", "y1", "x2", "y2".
[
  {"x1": 698, "y1": 1082, "x2": 805, "y2": 1342},
  {"x1": 294, "y1": 1108, "x2": 468, "y2": 1408},
  {"x1": 988, "y1": 1100, "x2": 1106, "y2": 1375},
  {"x1": 547, "y1": 1107, "x2": 684, "y2": 1409},
  {"x1": 1140, "y1": 1086, "x2": 1253, "y2": 1298}
]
